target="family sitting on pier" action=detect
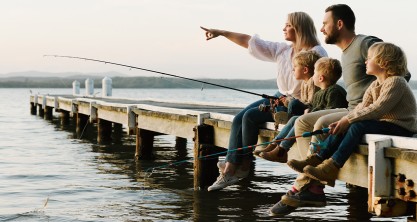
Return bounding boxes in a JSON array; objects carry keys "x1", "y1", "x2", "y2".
[{"x1": 202, "y1": 3, "x2": 416, "y2": 217}]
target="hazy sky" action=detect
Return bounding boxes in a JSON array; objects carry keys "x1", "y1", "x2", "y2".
[{"x1": 1, "y1": 0, "x2": 416, "y2": 80}]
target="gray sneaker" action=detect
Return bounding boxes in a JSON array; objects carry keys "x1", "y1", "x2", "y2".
[
  {"x1": 217, "y1": 161, "x2": 249, "y2": 179},
  {"x1": 207, "y1": 173, "x2": 239, "y2": 191},
  {"x1": 269, "y1": 201, "x2": 296, "y2": 216},
  {"x1": 281, "y1": 189, "x2": 327, "y2": 207}
]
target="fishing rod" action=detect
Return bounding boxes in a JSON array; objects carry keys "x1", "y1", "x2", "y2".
[
  {"x1": 43, "y1": 55, "x2": 279, "y2": 100},
  {"x1": 144, "y1": 128, "x2": 330, "y2": 174}
]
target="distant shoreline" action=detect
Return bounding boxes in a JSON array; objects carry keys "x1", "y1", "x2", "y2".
[
  {"x1": 0, "y1": 76, "x2": 278, "y2": 89},
  {"x1": 1, "y1": 76, "x2": 417, "y2": 90}
]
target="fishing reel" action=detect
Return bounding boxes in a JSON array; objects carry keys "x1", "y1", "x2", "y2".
[
  {"x1": 258, "y1": 103, "x2": 274, "y2": 112},
  {"x1": 309, "y1": 136, "x2": 328, "y2": 154},
  {"x1": 258, "y1": 95, "x2": 287, "y2": 113}
]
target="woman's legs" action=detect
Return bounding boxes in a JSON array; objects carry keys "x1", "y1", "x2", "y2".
[{"x1": 225, "y1": 92, "x2": 281, "y2": 170}]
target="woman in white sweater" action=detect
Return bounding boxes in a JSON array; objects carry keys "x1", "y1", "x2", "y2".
[{"x1": 201, "y1": 11, "x2": 327, "y2": 191}]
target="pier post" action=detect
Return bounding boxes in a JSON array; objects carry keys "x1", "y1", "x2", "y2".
[
  {"x1": 193, "y1": 125, "x2": 217, "y2": 190},
  {"x1": 38, "y1": 104, "x2": 44, "y2": 117},
  {"x1": 113, "y1": 123, "x2": 123, "y2": 143},
  {"x1": 97, "y1": 118, "x2": 112, "y2": 144},
  {"x1": 102, "y1": 77, "x2": 112, "y2": 97},
  {"x1": 135, "y1": 128, "x2": 155, "y2": 160},
  {"x1": 44, "y1": 106, "x2": 53, "y2": 120},
  {"x1": 60, "y1": 110, "x2": 70, "y2": 125},
  {"x1": 72, "y1": 80, "x2": 80, "y2": 95},
  {"x1": 175, "y1": 137, "x2": 187, "y2": 149},
  {"x1": 30, "y1": 102, "x2": 37, "y2": 115},
  {"x1": 76, "y1": 113, "x2": 89, "y2": 137},
  {"x1": 175, "y1": 137, "x2": 188, "y2": 160},
  {"x1": 367, "y1": 137, "x2": 409, "y2": 217},
  {"x1": 85, "y1": 78, "x2": 94, "y2": 96}
]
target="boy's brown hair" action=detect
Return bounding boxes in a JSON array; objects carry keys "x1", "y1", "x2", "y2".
[
  {"x1": 293, "y1": 50, "x2": 322, "y2": 76},
  {"x1": 315, "y1": 57, "x2": 342, "y2": 85}
]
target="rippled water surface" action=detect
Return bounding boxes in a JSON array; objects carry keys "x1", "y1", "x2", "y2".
[{"x1": 0, "y1": 88, "x2": 409, "y2": 221}]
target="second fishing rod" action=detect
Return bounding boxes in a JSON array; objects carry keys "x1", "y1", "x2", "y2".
[{"x1": 43, "y1": 55, "x2": 280, "y2": 100}]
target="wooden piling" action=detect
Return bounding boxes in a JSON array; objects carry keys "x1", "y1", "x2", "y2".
[
  {"x1": 38, "y1": 104, "x2": 44, "y2": 117},
  {"x1": 30, "y1": 102, "x2": 37, "y2": 115},
  {"x1": 44, "y1": 106, "x2": 53, "y2": 120},
  {"x1": 76, "y1": 113, "x2": 89, "y2": 137},
  {"x1": 97, "y1": 118, "x2": 112, "y2": 144},
  {"x1": 135, "y1": 128, "x2": 155, "y2": 160},
  {"x1": 113, "y1": 123, "x2": 123, "y2": 143},
  {"x1": 193, "y1": 125, "x2": 218, "y2": 190},
  {"x1": 60, "y1": 110, "x2": 70, "y2": 125}
]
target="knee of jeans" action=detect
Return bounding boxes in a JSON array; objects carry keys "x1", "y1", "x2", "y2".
[
  {"x1": 242, "y1": 108, "x2": 261, "y2": 124},
  {"x1": 347, "y1": 122, "x2": 366, "y2": 134},
  {"x1": 294, "y1": 115, "x2": 308, "y2": 132},
  {"x1": 314, "y1": 116, "x2": 329, "y2": 130}
]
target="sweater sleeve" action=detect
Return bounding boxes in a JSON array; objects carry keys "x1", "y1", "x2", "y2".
[
  {"x1": 248, "y1": 34, "x2": 289, "y2": 62},
  {"x1": 347, "y1": 77, "x2": 407, "y2": 123}
]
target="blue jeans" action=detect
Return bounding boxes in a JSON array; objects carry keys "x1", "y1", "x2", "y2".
[
  {"x1": 225, "y1": 92, "x2": 283, "y2": 164},
  {"x1": 273, "y1": 115, "x2": 299, "y2": 150},
  {"x1": 318, "y1": 120, "x2": 414, "y2": 167},
  {"x1": 287, "y1": 99, "x2": 307, "y2": 117}
]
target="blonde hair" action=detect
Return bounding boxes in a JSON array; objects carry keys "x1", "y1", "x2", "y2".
[
  {"x1": 368, "y1": 42, "x2": 408, "y2": 76},
  {"x1": 315, "y1": 57, "x2": 342, "y2": 85},
  {"x1": 293, "y1": 50, "x2": 322, "y2": 76},
  {"x1": 288, "y1": 12, "x2": 320, "y2": 53}
]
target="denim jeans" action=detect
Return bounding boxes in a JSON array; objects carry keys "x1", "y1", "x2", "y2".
[
  {"x1": 318, "y1": 120, "x2": 414, "y2": 167},
  {"x1": 287, "y1": 99, "x2": 307, "y2": 117},
  {"x1": 225, "y1": 92, "x2": 282, "y2": 164},
  {"x1": 273, "y1": 115, "x2": 299, "y2": 150}
]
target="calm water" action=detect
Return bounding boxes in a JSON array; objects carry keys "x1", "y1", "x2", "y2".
[{"x1": 0, "y1": 88, "x2": 410, "y2": 221}]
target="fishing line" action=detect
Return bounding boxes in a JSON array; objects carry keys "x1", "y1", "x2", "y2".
[
  {"x1": 43, "y1": 55, "x2": 279, "y2": 100},
  {"x1": 142, "y1": 128, "x2": 330, "y2": 177},
  {"x1": 78, "y1": 115, "x2": 90, "y2": 139}
]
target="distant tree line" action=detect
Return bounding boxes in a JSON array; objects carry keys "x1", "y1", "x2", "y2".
[
  {"x1": 1, "y1": 76, "x2": 417, "y2": 90},
  {"x1": 0, "y1": 76, "x2": 278, "y2": 89}
]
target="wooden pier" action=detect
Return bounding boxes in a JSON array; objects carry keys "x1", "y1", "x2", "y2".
[{"x1": 30, "y1": 89, "x2": 417, "y2": 220}]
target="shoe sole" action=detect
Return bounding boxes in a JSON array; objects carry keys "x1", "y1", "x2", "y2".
[
  {"x1": 287, "y1": 162, "x2": 306, "y2": 174},
  {"x1": 281, "y1": 194, "x2": 326, "y2": 208},
  {"x1": 258, "y1": 152, "x2": 287, "y2": 163},
  {"x1": 207, "y1": 178, "x2": 239, "y2": 191},
  {"x1": 269, "y1": 210, "x2": 293, "y2": 217}
]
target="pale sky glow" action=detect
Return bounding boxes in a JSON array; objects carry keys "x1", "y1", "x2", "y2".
[{"x1": 1, "y1": 0, "x2": 416, "y2": 80}]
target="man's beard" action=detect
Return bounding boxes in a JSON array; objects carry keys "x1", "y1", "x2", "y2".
[{"x1": 324, "y1": 29, "x2": 340, "y2": 44}]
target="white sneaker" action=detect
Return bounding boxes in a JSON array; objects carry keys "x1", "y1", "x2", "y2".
[
  {"x1": 207, "y1": 173, "x2": 239, "y2": 191},
  {"x1": 217, "y1": 161, "x2": 249, "y2": 179}
]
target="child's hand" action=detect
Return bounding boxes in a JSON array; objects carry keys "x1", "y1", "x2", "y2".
[
  {"x1": 279, "y1": 96, "x2": 289, "y2": 107},
  {"x1": 329, "y1": 116, "x2": 350, "y2": 135}
]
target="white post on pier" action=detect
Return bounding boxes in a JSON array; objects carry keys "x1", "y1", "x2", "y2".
[
  {"x1": 85, "y1": 78, "x2": 94, "y2": 96},
  {"x1": 367, "y1": 137, "x2": 392, "y2": 213},
  {"x1": 102, "y1": 77, "x2": 112, "y2": 97},
  {"x1": 72, "y1": 80, "x2": 80, "y2": 95}
]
